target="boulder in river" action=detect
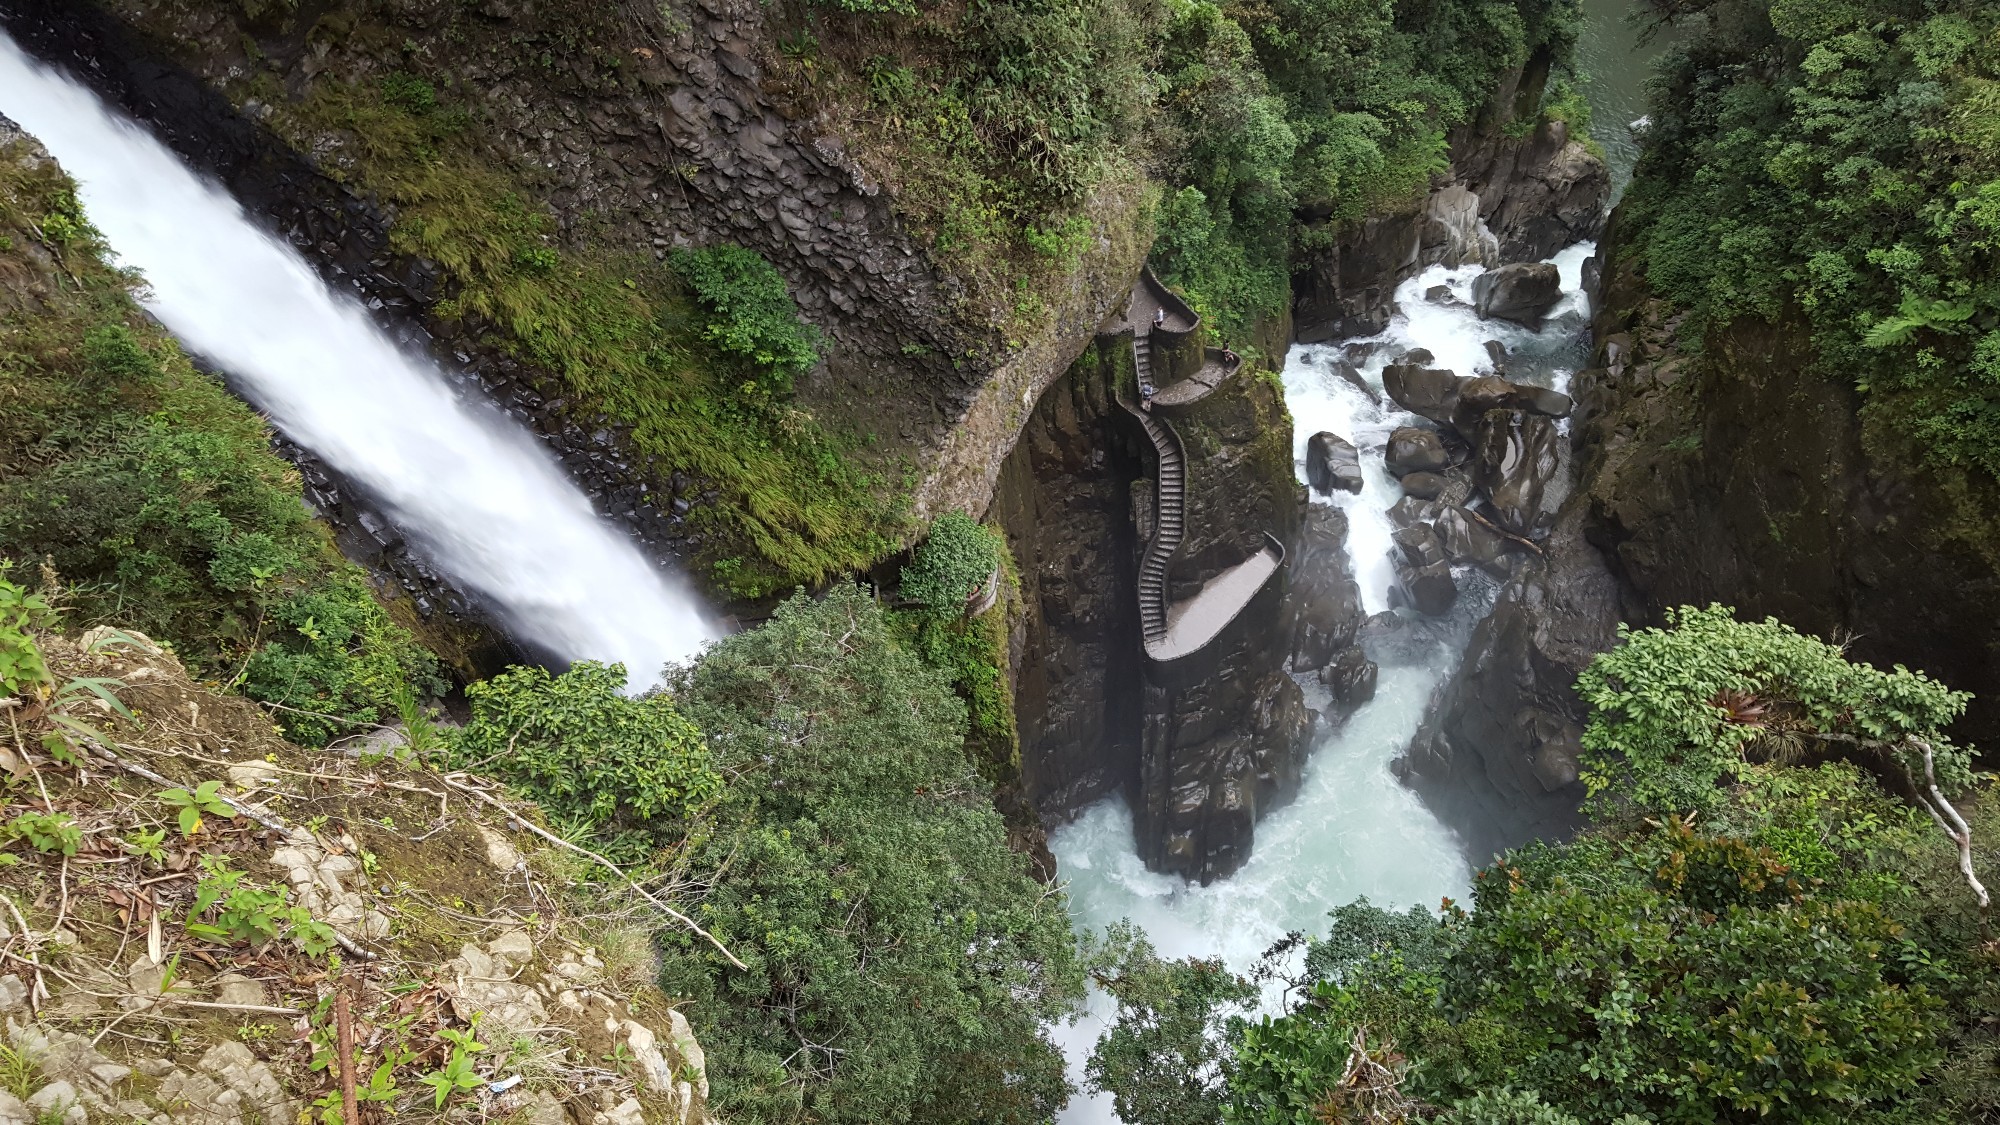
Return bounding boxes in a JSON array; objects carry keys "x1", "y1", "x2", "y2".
[
  {"x1": 1383, "y1": 365, "x2": 1462, "y2": 425},
  {"x1": 1473, "y1": 410, "x2": 1560, "y2": 536},
  {"x1": 1454, "y1": 375, "x2": 1574, "y2": 429},
  {"x1": 1385, "y1": 426, "x2": 1449, "y2": 477},
  {"x1": 1289, "y1": 506, "x2": 1364, "y2": 671},
  {"x1": 1396, "y1": 557, "x2": 1458, "y2": 616},
  {"x1": 1387, "y1": 494, "x2": 1441, "y2": 530},
  {"x1": 1393, "y1": 523, "x2": 1447, "y2": 569},
  {"x1": 1434, "y1": 504, "x2": 1512, "y2": 577},
  {"x1": 1319, "y1": 645, "x2": 1379, "y2": 708},
  {"x1": 1305, "y1": 431, "x2": 1364, "y2": 496},
  {"x1": 1399, "y1": 471, "x2": 1447, "y2": 501},
  {"x1": 1472, "y1": 262, "x2": 1563, "y2": 327}
]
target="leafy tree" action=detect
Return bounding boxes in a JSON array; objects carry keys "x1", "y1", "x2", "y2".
[
  {"x1": 447, "y1": 660, "x2": 721, "y2": 858},
  {"x1": 1086, "y1": 922, "x2": 1258, "y2": 1125},
  {"x1": 659, "y1": 585, "x2": 1081, "y2": 1125}
]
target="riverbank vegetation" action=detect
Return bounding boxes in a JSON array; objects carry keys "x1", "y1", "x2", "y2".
[
  {"x1": 1089, "y1": 606, "x2": 2000, "y2": 1123},
  {"x1": 0, "y1": 133, "x2": 441, "y2": 745},
  {"x1": 1624, "y1": 0, "x2": 2000, "y2": 495}
]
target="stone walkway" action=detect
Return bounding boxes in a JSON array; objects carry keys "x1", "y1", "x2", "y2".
[{"x1": 1146, "y1": 539, "x2": 1283, "y2": 661}]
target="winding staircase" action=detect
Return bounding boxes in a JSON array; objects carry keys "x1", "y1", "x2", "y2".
[{"x1": 1108, "y1": 269, "x2": 1290, "y2": 661}]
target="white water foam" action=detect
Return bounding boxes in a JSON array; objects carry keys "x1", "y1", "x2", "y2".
[
  {"x1": 1052, "y1": 246, "x2": 1595, "y2": 1122},
  {"x1": 0, "y1": 35, "x2": 717, "y2": 686}
]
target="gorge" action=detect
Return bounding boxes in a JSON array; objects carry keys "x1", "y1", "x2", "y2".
[{"x1": 0, "y1": 0, "x2": 1996, "y2": 1123}]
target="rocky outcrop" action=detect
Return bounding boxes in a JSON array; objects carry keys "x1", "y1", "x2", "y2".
[
  {"x1": 1290, "y1": 506, "x2": 1364, "y2": 671},
  {"x1": 1569, "y1": 213, "x2": 2000, "y2": 752},
  {"x1": 1472, "y1": 410, "x2": 1561, "y2": 537},
  {"x1": 1386, "y1": 427, "x2": 1450, "y2": 477}
]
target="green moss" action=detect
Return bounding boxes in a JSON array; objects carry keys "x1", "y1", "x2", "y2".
[
  {"x1": 0, "y1": 136, "x2": 441, "y2": 743},
  {"x1": 277, "y1": 78, "x2": 905, "y2": 598}
]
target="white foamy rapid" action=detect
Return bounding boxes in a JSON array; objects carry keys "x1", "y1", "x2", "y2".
[
  {"x1": 1052, "y1": 246, "x2": 1595, "y2": 1123},
  {"x1": 0, "y1": 36, "x2": 716, "y2": 685}
]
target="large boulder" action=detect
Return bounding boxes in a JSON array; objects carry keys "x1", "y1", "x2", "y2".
[
  {"x1": 1382, "y1": 365, "x2": 1462, "y2": 425},
  {"x1": 1395, "y1": 557, "x2": 1458, "y2": 616},
  {"x1": 1399, "y1": 471, "x2": 1447, "y2": 501},
  {"x1": 1289, "y1": 506, "x2": 1364, "y2": 671},
  {"x1": 1385, "y1": 426, "x2": 1449, "y2": 477},
  {"x1": 1305, "y1": 432, "x2": 1364, "y2": 496},
  {"x1": 1393, "y1": 524, "x2": 1447, "y2": 569},
  {"x1": 1454, "y1": 375, "x2": 1573, "y2": 421},
  {"x1": 1420, "y1": 185, "x2": 1499, "y2": 270},
  {"x1": 1434, "y1": 505, "x2": 1512, "y2": 577},
  {"x1": 1472, "y1": 262, "x2": 1563, "y2": 328},
  {"x1": 1472, "y1": 410, "x2": 1560, "y2": 536},
  {"x1": 1319, "y1": 645, "x2": 1379, "y2": 709}
]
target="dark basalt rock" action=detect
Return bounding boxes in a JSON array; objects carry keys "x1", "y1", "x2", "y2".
[
  {"x1": 1320, "y1": 645, "x2": 1379, "y2": 708},
  {"x1": 1399, "y1": 471, "x2": 1447, "y2": 501},
  {"x1": 1472, "y1": 262, "x2": 1563, "y2": 327},
  {"x1": 1393, "y1": 523, "x2": 1448, "y2": 569},
  {"x1": 1434, "y1": 505, "x2": 1512, "y2": 577},
  {"x1": 1306, "y1": 431, "x2": 1364, "y2": 496},
  {"x1": 1383, "y1": 365, "x2": 1462, "y2": 425},
  {"x1": 1455, "y1": 375, "x2": 1573, "y2": 422},
  {"x1": 1395, "y1": 557, "x2": 1459, "y2": 617},
  {"x1": 1472, "y1": 410, "x2": 1559, "y2": 536},
  {"x1": 1290, "y1": 506, "x2": 1364, "y2": 672},
  {"x1": 1386, "y1": 426, "x2": 1450, "y2": 477}
]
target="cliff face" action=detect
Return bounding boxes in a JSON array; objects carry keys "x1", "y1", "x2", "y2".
[
  {"x1": 1404, "y1": 205, "x2": 2000, "y2": 860},
  {"x1": 3, "y1": 0, "x2": 1146, "y2": 608}
]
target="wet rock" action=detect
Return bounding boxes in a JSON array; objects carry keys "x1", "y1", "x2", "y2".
[
  {"x1": 1393, "y1": 524, "x2": 1447, "y2": 569},
  {"x1": 1385, "y1": 426, "x2": 1449, "y2": 477},
  {"x1": 1472, "y1": 410, "x2": 1560, "y2": 536},
  {"x1": 1289, "y1": 507, "x2": 1363, "y2": 672},
  {"x1": 1331, "y1": 360, "x2": 1379, "y2": 404},
  {"x1": 1319, "y1": 645, "x2": 1379, "y2": 708},
  {"x1": 1455, "y1": 375, "x2": 1573, "y2": 422},
  {"x1": 1483, "y1": 339, "x2": 1508, "y2": 367},
  {"x1": 1294, "y1": 212, "x2": 1423, "y2": 341},
  {"x1": 1419, "y1": 185, "x2": 1498, "y2": 269},
  {"x1": 1396, "y1": 557, "x2": 1458, "y2": 616},
  {"x1": 1472, "y1": 262, "x2": 1563, "y2": 327},
  {"x1": 1434, "y1": 505, "x2": 1512, "y2": 577},
  {"x1": 1397, "y1": 347, "x2": 1436, "y2": 366},
  {"x1": 1399, "y1": 471, "x2": 1447, "y2": 501},
  {"x1": 1387, "y1": 495, "x2": 1441, "y2": 530},
  {"x1": 1423, "y1": 284, "x2": 1452, "y2": 302},
  {"x1": 1305, "y1": 432, "x2": 1363, "y2": 496},
  {"x1": 1382, "y1": 364, "x2": 1462, "y2": 425}
]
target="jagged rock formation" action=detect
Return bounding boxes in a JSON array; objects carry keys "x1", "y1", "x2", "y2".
[{"x1": 993, "y1": 274, "x2": 1311, "y2": 884}]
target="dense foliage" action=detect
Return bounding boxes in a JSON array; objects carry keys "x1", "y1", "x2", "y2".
[
  {"x1": 0, "y1": 138, "x2": 441, "y2": 743},
  {"x1": 1092, "y1": 609, "x2": 1999, "y2": 1123},
  {"x1": 448, "y1": 661, "x2": 721, "y2": 859},
  {"x1": 648, "y1": 586, "x2": 1080, "y2": 1124},
  {"x1": 1624, "y1": 0, "x2": 2000, "y2": 484},
  {"x1": 1148, "y1": 0, "x2": 1584, "y2": 340}
]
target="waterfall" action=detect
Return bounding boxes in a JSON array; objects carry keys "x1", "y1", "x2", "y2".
[
  {"x1": 1051, "y1": 247, "x2": 1595, "y2": 1123},
  {"x1": 0, "y1": 35, "x2": 718, "y2": 685}
]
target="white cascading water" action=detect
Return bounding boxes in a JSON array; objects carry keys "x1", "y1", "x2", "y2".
[
  {"x1": 0, "y1": 36, "x2": 717, "y2": 685},
  {"x1": 1053, "y1": 244, "x2": 1596, "y2": 1123}
]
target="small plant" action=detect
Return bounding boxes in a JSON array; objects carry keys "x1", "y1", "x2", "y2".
[
  {"x1": 668, "y1": 244, "x2": 821, "y2": 394},
  {"x1": 418, "y1": 1024, "x2": 487, "y2": 1109},
  {"x1": 0, "y1": 577, "x2": 53, "y2": 700},
  {"x1": 187, "y1": 856, "x2": 338, "y2": 956},
  {"x1": 3, "y1": 812, "x2": 81, "y2": 857},
  {"x1": 121, "y1": 827, "x2": 167, "y2": 864},
  {"x1": 159, "y1": 781, "x2": 235, "y2": 836}
]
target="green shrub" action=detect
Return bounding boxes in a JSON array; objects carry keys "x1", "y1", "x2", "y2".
[
  {"x1": 899, "y1": 511, "x2": 1001, "y2": 613},
  {"x1": 660, "y1": 585, "x2": 1080, "y2": 1124},
  {"x1": 669, "y1": 245, "x2": 821, "y2": 396},
  {"x1": 0, "y1": 576, "x2": 52, "y2": 699},
  {"x1": 449, "y1": 660, "x2": 720, "y2": 858}
]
